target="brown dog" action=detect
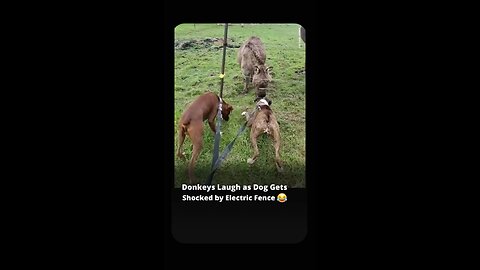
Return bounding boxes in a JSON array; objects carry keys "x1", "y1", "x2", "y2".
[
  {"x1": 176, "y1": 91, "x2": 233, "y2": 183},
  {"x1": 241, "y1": 98, "x2": 283, "y2": 172}
]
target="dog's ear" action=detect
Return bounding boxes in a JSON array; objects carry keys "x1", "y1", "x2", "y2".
[
  {"x1": 254, "y1": 96, "x2": 261, "y2": 102},
  {"x1": 267, "y1": 98, "x2": 272, "y2": 106}
]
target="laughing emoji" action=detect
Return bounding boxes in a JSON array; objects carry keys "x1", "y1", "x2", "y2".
[{"x1": 277, "y1": 193, "x2": 287, "y2": 203}]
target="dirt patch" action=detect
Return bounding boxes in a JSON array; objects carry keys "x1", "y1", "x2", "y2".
[{"x1": 175, "y1": 38, "x2": 240, "y2": 50}]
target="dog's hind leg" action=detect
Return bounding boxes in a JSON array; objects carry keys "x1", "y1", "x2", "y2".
[
  {"x1": 247, "y1": 131, "x2": 260, "y2": 165},
  {"x1": 187, "y1": 123, "x2": 203, "y2": 184},
  {"x1": 176, "y1": 124, "x2": 187, "y2": 160},
  {"x1": 272, "y1": 128, "x2": 284, "y2": 173}
]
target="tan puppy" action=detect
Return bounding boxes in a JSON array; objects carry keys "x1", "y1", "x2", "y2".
[
  {"x1": 177, "y1": 91, "x2": 233, "y2": 183},
  {"x1": 242, "y1": 98, "x2": 283, "y2": 172}
]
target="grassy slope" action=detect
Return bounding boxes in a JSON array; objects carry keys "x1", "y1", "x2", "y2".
[{"x1": 174, "y1": 24, "x2": 305, "y2": 187}]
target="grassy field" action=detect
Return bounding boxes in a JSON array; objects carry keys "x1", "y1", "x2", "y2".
[{"x1": 174, "y1": 23, "x2": 305, "y2": 188}]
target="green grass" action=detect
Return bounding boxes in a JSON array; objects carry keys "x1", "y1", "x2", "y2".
[{"x1": 174, "y1": 24, "x2": 305, "y2": 188}]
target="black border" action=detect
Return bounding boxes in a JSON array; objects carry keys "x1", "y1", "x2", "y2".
[
  {"x1": 164, "y1": 3, "x2": 319, "y2": 269},
  {"x1": 37, "y1": 2, "x2": 450, "y2": 266}
]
